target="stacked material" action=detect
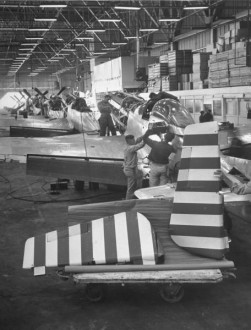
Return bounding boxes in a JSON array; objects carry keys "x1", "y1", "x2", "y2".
[
  {"x1": 148, "y1": 77, "x2": 161, "y2": 93},
  {"x1": 178, "y1": 74, "x2": 193, "y2": 90},
  {"x1": 228, "y1": 44, "x2": 251, "y2": 86},
  {"x1": 209, "y1": 43, "x2": 251, "y2": 88},
  {"x1": 167, "y1": 50, "x2": 193, "y2": 90},
  {"x1": 159, "y1": 54, "x2": 168, "y2": 64},
  {"x1": 192, "y1": 52, "x2": 211, "y2": 89},
  {"x1": 148, "y1": 63, "x2": 168, "y2": 79},
  {"x1": 161, "y1": 75, "x2": 178, "y2": 91},
  {"x1": 167, "y1": 50, "x2": 193, "y2": 76},
  {"x1": 209, "y1": 51, "x2": 229, "y2": 88},
  {"x1": 216, "y1": 21, "x2": 250, "y2": 52},
  {"x1": 148, "y1": 63, "x2": 168, "y2": 93}
]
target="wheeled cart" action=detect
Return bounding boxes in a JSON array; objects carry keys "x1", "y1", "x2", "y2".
[{"x1": 61, "y1": 262, "x2": 235, "y2": 303}]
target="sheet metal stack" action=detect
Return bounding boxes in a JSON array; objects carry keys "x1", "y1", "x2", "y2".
[{"x1": 191, "y1": 52, "x2": 211, "y2": 89}]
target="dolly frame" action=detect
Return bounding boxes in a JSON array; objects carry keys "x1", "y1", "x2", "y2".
[{"x1": 58, "y1": 268, "x2": 235, "y2": 303}]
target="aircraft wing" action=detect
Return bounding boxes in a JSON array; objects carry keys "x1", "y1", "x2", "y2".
[
  {"x1": 0, "y1": 116, "x2": 74, "y2": 131},
  {"x1": 0, "y1": 134, "x2": 125, "y2": 161},
  {"x1": 0, "y1": 133, "x2": 149, "y2": 185}
]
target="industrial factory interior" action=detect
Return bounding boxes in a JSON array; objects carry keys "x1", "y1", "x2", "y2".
[{"x1": 0, "y1": 0, "x2": 251, "y2": 329}]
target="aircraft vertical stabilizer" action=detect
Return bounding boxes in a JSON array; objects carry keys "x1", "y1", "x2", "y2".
[{"x1": 170, "y1": 122, "x2": 229, "y2": 259}]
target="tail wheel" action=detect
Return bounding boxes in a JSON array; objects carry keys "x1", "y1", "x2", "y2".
[
  {"x1": 85, "y1": 284, "x2": 105, "y2": 303},
  {"x1": 159, "y1": 283, "x2": 184, "y2": 303}
]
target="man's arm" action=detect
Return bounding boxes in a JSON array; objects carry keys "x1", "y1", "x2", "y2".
[
  {"x1": 231, "y1": 181, "x2": 251, "y2": 195},
  {"x1": 143, "y1": 128, "x2": 165, "y2": 148},
  {"x1": 128, "y1": 140, "x2": 145, "y2": 152}
]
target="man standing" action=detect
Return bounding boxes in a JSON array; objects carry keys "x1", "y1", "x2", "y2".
[
  {"x1": 143, "y1": 128, "x2": 176, "y2": 186},
  {"x1": 123, "y1": 135, "x2": 145, "y2": 199},
  {"x1": 97, "y1": 95, "x2": 116, "y2": 136},
  {"x1": 199, "y1": 108, "x2": 213, "y2": 122}
]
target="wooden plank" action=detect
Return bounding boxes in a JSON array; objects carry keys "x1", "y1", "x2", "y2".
[
  {"x1": 66, "y1": 260, "x2": 234, "y2": 273},
  {"x1": 73, "y1": 269, "x2": 223, "y2": 284}
]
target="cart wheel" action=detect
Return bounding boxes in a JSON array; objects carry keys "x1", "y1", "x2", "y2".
[
  {"x1": 159, "y1": 283, "x2": 184, "y2": 303},
  {"x1": 85, "y1": 284, "x2": 105, "y2": 302}
]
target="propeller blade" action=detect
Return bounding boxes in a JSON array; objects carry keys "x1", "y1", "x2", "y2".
[
  {"x1": 56, "y1": 86, "x2": 67, "y2": 96},
  {"x1": 16, "y1": 103, "x2": 25, "y2": 111},
  {"x1": 10, "y1": 96, "x2": 17, "y2": 102},
  {"x1": 19, "y1": 91, "x2": 25, "y2": 99},
  {"x1": 14, "y1": 95, "x2": 21, "y2": 102},
  {"x1": 33, "y1": 87, "x2": 43, "y2": 96},
  {"x1": 23, "y1": 89, "x2": 31, "y2": 98},
  {"x1": 33, "y1": 87, "x2": 48, "y2": 100}
]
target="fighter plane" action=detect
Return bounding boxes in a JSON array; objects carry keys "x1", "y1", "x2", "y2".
[
  {"x1": 0, "y1": 93, "x2": 195, "y2": 185},
  {"x1": 22, "y1": 121, "x2": 234, "y2": 302},
  {"x1": 65, "y1": 91, "x2": 100, "y2": 133}
]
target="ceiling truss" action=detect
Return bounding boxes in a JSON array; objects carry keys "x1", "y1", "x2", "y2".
[{"x1": 0, "y1": 0, "x2": 247, "y2": 80}]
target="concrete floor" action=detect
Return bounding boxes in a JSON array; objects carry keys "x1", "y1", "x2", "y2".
[{"x1": 0, "y1": 161, "x2": 251, "y2": 330}]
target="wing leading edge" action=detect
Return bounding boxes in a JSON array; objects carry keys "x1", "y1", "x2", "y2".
[{"x1": 169, "y1": 122, "x2": 229, "y2": 259}]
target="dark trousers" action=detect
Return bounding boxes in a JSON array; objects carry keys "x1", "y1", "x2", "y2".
[{"x1": 99, "y1": 113, "x2": 116, "y2": 136}]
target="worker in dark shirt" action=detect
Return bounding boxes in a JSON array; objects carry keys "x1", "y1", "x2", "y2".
[
  {"x1": 143, "y1": 127, "x2": 176, "y2": 186},
  {"x1": 97, "y1": 95, "x2": 116, "y2": 136},
  {"x1": 143, "y1": 91, "x2": 179, "y2": 120},
  {"x1": 199, "y1": 109, "x2": 214, "y2": 123},
  {"x1": 203, "y1": 109, "x2": 214, "y2": 122}
]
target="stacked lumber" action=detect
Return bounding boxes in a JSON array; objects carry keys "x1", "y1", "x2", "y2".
[
  {"x1": 167, "y1": 50, "x2": 193, "y2": 74},
  {"x1": 148, "y1": 62, "x2": 168, "y2": 93},
  {"x1": 159, "y1": 54, "x2": 168, "y2": 64},
  {"x1": 167, "y1": 50, "x2": 193, "y2": 90},
  {"x1": 148, "y1": 63, "x2": 169, "y2": 79},
  {"x1": 216, "y1": 21, "x2": 250, "y2": 52},
  {"x1": 191, "y1": 52, "x2": 211, "y2": 89},
  {"x1": 148, "y1": 77, "x2": 162, "y2": 93},
  {"x1": 161, "y1": 75, "x2": 178, "y2": 91},
  {"x1": 209, "y1": 43, "x2": 251, "y2": 88},
  {"x1": 178, "y1": 74, "x2": 193, "y2": 90}
]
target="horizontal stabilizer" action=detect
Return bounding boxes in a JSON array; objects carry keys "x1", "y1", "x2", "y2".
[{"x1": 23, "y1": 211, "x2": 164, "y2": 275}]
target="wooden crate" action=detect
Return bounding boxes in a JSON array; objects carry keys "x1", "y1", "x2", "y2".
[
  {"x1": 148, "y1": 63, "x2": 168, "y2": 79},
  {"x1": 161, "y1": 75, "x2": 178, "y2": 91},
  {"x1": 159, "y1": 54, "x2": 168, "y2": 63},
  {"x1": 209, "y1": 60, "x2": 228, "y2": 72},
  {"x1": 148, "y1": 77, "x2": 161, "y2": 93},
  {"x1": 192, "y1": 71, "x2": 209, "y2": 82}
]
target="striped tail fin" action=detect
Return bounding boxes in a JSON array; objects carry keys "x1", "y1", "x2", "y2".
[
  {"x1": 23, "y1": 211, "x2": 164, "y2": 276},
  {"x1": 169, "y1": 122, "x2": 229, "y2": 259}
]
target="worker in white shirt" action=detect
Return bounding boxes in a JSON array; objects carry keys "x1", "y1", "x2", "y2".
[{"x1": 123, "y1": 134, "x2": 145, "y2": 199}]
